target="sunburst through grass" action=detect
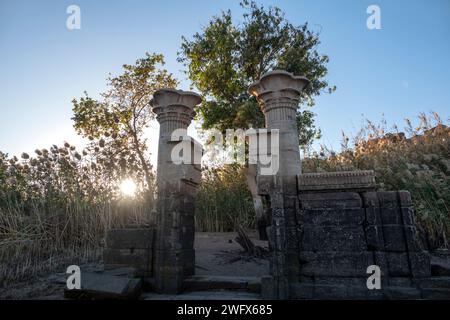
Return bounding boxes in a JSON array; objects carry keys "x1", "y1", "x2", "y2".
[{"x1": 120, "y1": 178, "x2": 137, "y2": 197}]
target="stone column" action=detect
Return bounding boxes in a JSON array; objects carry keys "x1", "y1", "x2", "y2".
[
  {"x1": 249, "y1": 70, "x2": 309, "y2": 299},
  {"x1": 150, "y1": 88, "x2": 202, "y2": 294},
  {"x1": 248, "y1": 70, "x2": 309, "y2": 176}
]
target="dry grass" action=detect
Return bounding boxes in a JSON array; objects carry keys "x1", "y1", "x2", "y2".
[
  {"x1": 195, "y1": 164, "x2": 255, "y2": 232},
  {"x1": 0, "y1": 143, "x2": 151, "y2": 287}
]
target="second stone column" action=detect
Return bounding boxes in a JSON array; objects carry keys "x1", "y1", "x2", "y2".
[{"x1": 150, "y1": 88, "x2": 202, "y2": 294}]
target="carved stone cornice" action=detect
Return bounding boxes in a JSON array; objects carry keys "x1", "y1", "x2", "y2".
[{"x1": 297, "y1": 170, "x2": 376, "y2": 192}]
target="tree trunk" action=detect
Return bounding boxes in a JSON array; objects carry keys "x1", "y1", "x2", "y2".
[{"x1": 129, "y1": 128, "x2": 154, "y2": 198}]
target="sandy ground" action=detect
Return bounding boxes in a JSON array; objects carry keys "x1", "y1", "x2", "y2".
[
  {"x1": 0, "y1": 232, "x2": 269, "y2": 299},
  {"x1": 194, "y1": 232, "x2": 269, "y2": 277}
]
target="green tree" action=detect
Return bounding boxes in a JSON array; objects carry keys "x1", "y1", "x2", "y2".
[
  {"x1": 72, "y1": 53, "x2": 177, "y2": 191},
  {"x1": 178, "y1": 0, "x2": 335, "y2": 148}
]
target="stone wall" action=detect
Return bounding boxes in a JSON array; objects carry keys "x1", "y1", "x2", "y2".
[
  {"x1": 257, "y1": 171, "x2": 440, "y2": 299},
  {"x1": 250, "y1": 70, "x2": 441, "y2": 299},
  {"x1": 292, "y1": 190, "x2": 430, "y2": 299}
]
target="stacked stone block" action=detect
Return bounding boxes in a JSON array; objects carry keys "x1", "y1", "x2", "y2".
[
  {"x1": 250, "y1": 70, "x2": 438, "y2": 299},
  {"x1": 249, "y1": 70, "x2": 309, "y2": 299},
  {"x1": 258, "y1": 175, "x2": 434, "y2": 298},
  {"x1": 292, "y1": 189, "x2": 431, "y2": 299},
  {"x1": 363, "y1": 191, "x2": 431, "y2": 284},
  {"x1": 103, "y1": 228, "x2": 155, "y2": 277}
]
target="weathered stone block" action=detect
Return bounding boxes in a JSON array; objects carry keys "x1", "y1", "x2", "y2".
[
  {"x1": 64, "y1": 272, "x2": 142, "y2": 300},
  {"x1": 300, "y1": 226, "x2": 367, "y2": 251},
  {"x1": 281, "y1": 176, "x2": 298, "y2": 195},
  {"x1": 179, "y1": 179, "x2": 199, "y2": 197},
  {"x1": 285, "y1": 226, "x2": 300, "y2": 252},
  {"x1": 313, "y1": 284, "x2": 352, "y2": 299},
  {"x1": 368, "y1": 225, "x2": 422, "y2": 252},
  {"x1": 409, "y1": 251, "x2": 431, "y2": 278},
  {"x1": 289, "y1": 283, "x2": 315, "y2": 299},
  {"x1": 431, "y1": 257, "x2": 450, "y2": 276},
  {"x1": 362, "y1": 192, "x2": 380, "y2": 208},
  {"x1": 313, "y1": 277, "x2": 366, "y2": 286},
  {"x1": 270, "y1": 252, "x2": 287, "y2": 277},
  {"x1": 400, "y1": 207, "x2": 414, "y2": 225},
  {"x1": 383, "y1": 286, "x2": 421, "y2": 299},
  {"x1": 103, "y1": 248, "x2": 151, "y2": 276},
  {"x1": 154, "y1": 249, "x2": 185, "y2": 294},
  {"x1": 416, "y1": 277, "x2": 450, "y2": 288},
  {"x1": 181, "y1": 248, "x2": 195, "y2": 276},
  {"x1": 297, "y1": 208, "x2": 365, "y2": 226},
  {"x1": 313, "y1": 284, "x2": 383, "y2": 300},
  {"x1": 388, "y1": 277, "x2": 413, "y2": 287},
  {"x1": 299, "y1": 251, "x2": 374, "y2": 277},
  {"x1": 257, "y1": 175, "x2": 275, "y2": 195},
  {"x1": 261, "y1": 276, "x2": 289, "y2": 300},
  {"x1": 380, "y1": 207, "x2": 402, "y2": 225},
  {"x1": 299, "y1": 192, "x2": 362, "y2": 209},
  {"x1": 283, "y1": 196, "x2": 297, "y2": 209},
  {"x1": 403, "y1": 226, "x2": 423, "y2": 251},
  {"x1": 421, "y1": 288, "x2": 450, "y2": 300},
  {"x1": 285, "y1": 252, "x2": 300, "y2": 280},
  {"x1": 377, "y1": 191, "x2": 399, "y2": 208},
  {"x1": 364, "y1": 206, "x2": 382, "y2": 225},
  {"x1": 183, "y1": 275, "x2": 259, "y2": 292},
  {"x1": 366, "y1": 225, "x2": 385, "y2": 250},
  {"x1": 297, "y1": 170, "x2": 376, "y2": 192},
  {"x1": 382, "y1": 225, "x2": 407, "y2": 252},
  {"x1": 398, "y1": 191, "x2": 412, "y2": 207},
  {"x1": 106, "y1": 228, "x2": 154, "y2": 250},
  {"x1": 180, "y1": 202, "x2": 195, "y2": 215},
  {"x1": 385, "y1": 252, "x2": 410, "y2": 276}
]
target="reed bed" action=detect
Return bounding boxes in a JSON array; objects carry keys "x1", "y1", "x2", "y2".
[{"x1": 0, "y1": 143, "x2": 151, "y2": 286}]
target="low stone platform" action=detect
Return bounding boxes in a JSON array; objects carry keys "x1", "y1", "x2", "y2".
[
  {"x1": 64, "y1": 272, "x2": 142, "y2": 300},
  {"x1": 183, "y1": 275, "x2": 261, "y2": 293},
  {"x1": 142, "y1": 290, "x2": 261, "y2": 300}
]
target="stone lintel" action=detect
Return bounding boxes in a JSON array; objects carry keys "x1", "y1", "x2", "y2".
[{"x1": 297, "y1": 170, "x2": 376, "y2": 192}]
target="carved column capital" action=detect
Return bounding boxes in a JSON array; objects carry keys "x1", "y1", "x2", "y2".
[
  {"x1": 248, "y1": 70, "x2": 309, "y2": 126},
  {"x1": 150, "y1": 88, "x2": 201, "y2": 135}
]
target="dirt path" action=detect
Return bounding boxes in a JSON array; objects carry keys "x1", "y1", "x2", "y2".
[{"x1": 195, "y1": 232, "x2": 269, "y2": 277}]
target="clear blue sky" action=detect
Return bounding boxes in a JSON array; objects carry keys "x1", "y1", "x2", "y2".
[{"x1": 1, "y1": 0, "x2": 449, "y2": 163}]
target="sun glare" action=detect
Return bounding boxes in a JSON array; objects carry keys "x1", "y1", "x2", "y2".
[{"x1": 120, "y1": 178, "x2": 137, "y2": 197}]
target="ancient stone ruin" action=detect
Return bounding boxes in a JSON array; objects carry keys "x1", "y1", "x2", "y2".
[{"x1": 79, "y1": 70, "x2": 449, "y2": 300}]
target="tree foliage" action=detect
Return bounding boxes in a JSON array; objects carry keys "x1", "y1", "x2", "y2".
[
  {"x1": 178, "y1": 0, "x2": 335, "y2": 148},
  {"x1": 72, "y1": 53, "x2": 177, "y2": 190}
]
